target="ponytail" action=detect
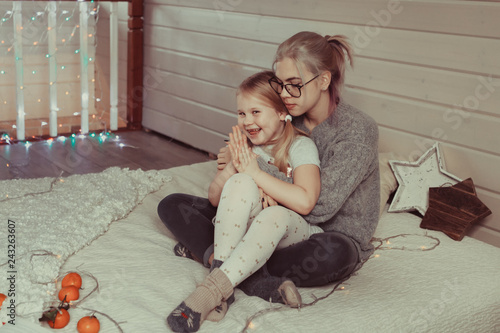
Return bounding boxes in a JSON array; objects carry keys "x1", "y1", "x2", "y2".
[
  {"x1": 325, "y1": 35, "x2": 354, "y2": 103},
  {"x1": 272, "y1": 120, "x2": 294, "y2": 174}
]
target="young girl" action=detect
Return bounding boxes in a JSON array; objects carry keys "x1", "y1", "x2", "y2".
[{"x1": 166, "y1": 71, "x2": 321, "y2": 332}]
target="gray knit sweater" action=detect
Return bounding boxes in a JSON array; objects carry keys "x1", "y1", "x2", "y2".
[{"x1": 257, "y1": 101, "x2": 380, "y2": 263}]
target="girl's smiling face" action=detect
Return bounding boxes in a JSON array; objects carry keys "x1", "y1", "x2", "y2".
[{"x1": 236, "y1": 92, "x2": 286, "y2": 146}]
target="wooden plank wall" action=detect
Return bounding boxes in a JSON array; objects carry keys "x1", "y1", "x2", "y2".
[
  {"x1": 0, "y1": 1, "x2": 96, "y2": 122},
  {"x1": 141, "y1": 0, "x2": 500, "y2": 247}
]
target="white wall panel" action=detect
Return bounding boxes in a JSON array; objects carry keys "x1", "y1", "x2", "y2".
[{"x1": 142, "y1": 0, "x2": 500, "y2": 246}]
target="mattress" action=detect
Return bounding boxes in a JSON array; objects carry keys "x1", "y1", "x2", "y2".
[{"x1": 5, "y1": 161, "x2": 500, "y2": 332}]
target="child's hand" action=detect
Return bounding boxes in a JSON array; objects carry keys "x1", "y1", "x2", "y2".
[{"x1": 228, "y1": 126, "x2": 260, "y2": 177}]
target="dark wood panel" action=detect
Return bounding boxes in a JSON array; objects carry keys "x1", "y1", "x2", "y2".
[{"x1": 0, "y1": 130, "x2": 213, "y2": 180}]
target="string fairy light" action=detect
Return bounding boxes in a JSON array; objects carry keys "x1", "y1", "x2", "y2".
[
  {"x1": 241, "y1": 233, "x2": 441, "y2": 332},
  {"x1": 0, "y1": 1, "x2": 111, "y2": 141}
]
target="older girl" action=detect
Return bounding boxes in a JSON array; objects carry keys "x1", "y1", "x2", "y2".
[{"x1": 220, "y1": 32, "x2": 379, "y2": 294}]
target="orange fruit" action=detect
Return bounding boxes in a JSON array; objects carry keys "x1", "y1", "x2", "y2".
[
  {"x1": 0, "y1": 293, "x2": 6, "y2": 308},
  {"x1": 77, "y1": 315, "x2": 100, "y2": 333},
  {"x1": 61, "y1": 272, "x2": 82, "y2": 289},
  {"x1": 58, "y1": 286, "x2": 80, "y2": 302},
  {"x1": 47, "y1": 308, "x2": 70, "y2": 329}
]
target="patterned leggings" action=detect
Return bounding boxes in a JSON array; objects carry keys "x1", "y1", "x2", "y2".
[{"x1": 215, "y1": 173, "x2": 322, "y2": 287}]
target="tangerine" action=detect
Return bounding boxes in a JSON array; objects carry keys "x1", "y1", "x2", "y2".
[
  {"x1": 61, "y1": 272, "x2": 82, "y2": 289},
  {"x1": 47, "y1": 308, "x2": 70, "y2": 329},
  {"x1": 0, "y1": 293, "x2": 6, "y2": 308},
  {"x1": 77, "y1": 315, "x2": 100, "y2": 333},
  {"x1": 58, "y1": 286, "x2": 80, "y2": 302}
]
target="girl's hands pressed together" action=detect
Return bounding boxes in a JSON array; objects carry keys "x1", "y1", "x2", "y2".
[{"x1": 228, "y1": 126, "x2": 261, "y2": 178}]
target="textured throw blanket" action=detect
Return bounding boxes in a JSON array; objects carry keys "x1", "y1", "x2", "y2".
[{"x1": 0, "y1": 168, "x2": 170, "y2": 323}]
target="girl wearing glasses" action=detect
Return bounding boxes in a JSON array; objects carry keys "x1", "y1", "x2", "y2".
[{"x1": 166, "y1": 70, "x2": 321, "y2": 332}]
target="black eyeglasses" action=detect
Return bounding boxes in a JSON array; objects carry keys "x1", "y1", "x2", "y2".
[{"x1": 268, "y1": 75, "x2": 320, "y2": 98}]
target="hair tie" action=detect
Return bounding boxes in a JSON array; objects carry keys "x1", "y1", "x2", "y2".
[{"x1": 285, "y1": 114, "x2": 292, "y2": 123}]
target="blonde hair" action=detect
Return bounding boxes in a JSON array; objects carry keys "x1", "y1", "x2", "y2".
[
  {"x1": 273, "y1": 31, "x2": 354, "y2": 115},
  {"x1": 237, "y1": 71, "x2": 307, "y2": 174}
]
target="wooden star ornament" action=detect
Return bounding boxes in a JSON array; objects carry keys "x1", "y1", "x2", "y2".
[
  {"x1": 420, "y1": 178, "x2": 492, "y2": 241},
  {"x1": 388, "y1": 143, "x2": 461, "y2": 215}
]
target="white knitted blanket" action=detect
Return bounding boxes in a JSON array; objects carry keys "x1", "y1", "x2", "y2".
[{"x1": 0, "y1": 168, "x2": 170, "y2": 324}]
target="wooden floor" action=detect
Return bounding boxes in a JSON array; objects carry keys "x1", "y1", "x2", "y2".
[{"x1": 0, "y1": 130, "x2": 214, "y2": 180}]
